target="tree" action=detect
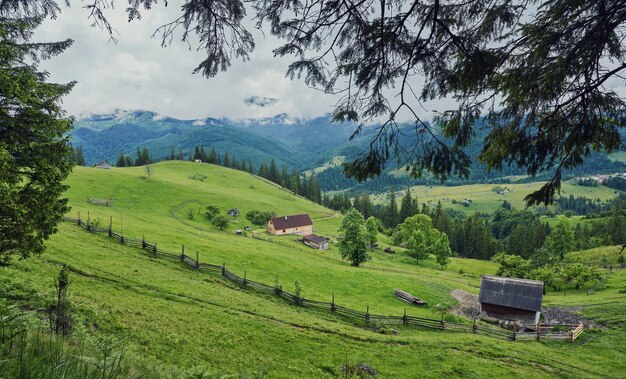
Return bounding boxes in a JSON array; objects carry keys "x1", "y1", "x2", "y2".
[
  {"x1": 384, "y1": 189, "x2": 399, "y2": 228},
  {"x1": 365, "y1": 217, "x2": 378, "y2": 247},
  {"x1": 545, "y1": 219, "x2": 575, "y2": 260},
  {"x1": 124, "y1": 156, "x2": 133, "y2": 167},
  {"x1": 246, "y1": 210, "x2": 275, "y2": 226},
  {"x1": 205, "y1": 205, "x2": 220, "y2": 220},
  {"x1": 116, "y1": 153, "x2": 126, "y2": 167},
  {"x1": 73, "y1": 146, "x2": 85, "y2": 166},
  {"x1": 0, "y1": 15, "x2": 75, "y2": 264},
  {"x1": 493, "y1": 254, "x2": 530, "y2": 278},
  {"x1": 397, "y1": 214, "x2": 441, "y2": 264},
  {"x1": 399, "y1": 189, "x2": 416, "y2": 223},
  {"x1": 435, "y1": 234, "x2": 453, "y2": 270},
  {"x1": 211, "y1": 215, "x2": 229, "y2": 230},
  {"x1": 337, "y1": 209, "x2": 370, "y2": 267}
]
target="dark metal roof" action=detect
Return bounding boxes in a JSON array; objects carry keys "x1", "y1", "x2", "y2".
[
  {"x1": 270, "y1": 214, "x2": 313, "y2": 230},
  {"x1": 478, "y1": 275, "x2": 544, "y2": 312},
  {"x1": 303, "y1": 234, "x2": 328, "y2": 244}
]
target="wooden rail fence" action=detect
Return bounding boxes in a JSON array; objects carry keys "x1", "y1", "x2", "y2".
[{"x1": 61, "y1": 213, "x2": 582, "y2": 343}]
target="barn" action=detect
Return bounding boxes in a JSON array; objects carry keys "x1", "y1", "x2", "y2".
[
  {"x1": 479, "y1": 275, "x2": 544, "y2": 325},
  {"x1": 267, "y1": 214, "x2": 313, "y2": 236},
  {"x1": 303, "y1": 234, "x2": 329, "y2": 250}
]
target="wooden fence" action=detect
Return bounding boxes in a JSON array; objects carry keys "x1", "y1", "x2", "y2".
[{"x1": 61, "y1": 214, "x2": 581, "y2": 343}]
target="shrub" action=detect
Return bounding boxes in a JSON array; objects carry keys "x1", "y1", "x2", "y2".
[{"x1": 245, "y1": 210, "x2": 276, "y2": 225}]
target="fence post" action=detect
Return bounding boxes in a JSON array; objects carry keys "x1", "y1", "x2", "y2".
[
  {"x1": 108, "y1": 216, "x2": 113, "y2": 237},
  {"x1": 195, "y1": 251, "x2": 199, "y2": 269},
  {"x1": 472, "y1": 318, "x2": 477, "y2": 333},
  {"x1": 77, "y1": 211, "x2": 81, "y2": 225},
  {"x1": 570, "y1": 330, "x2": 574, "y2": 343},
  {"x1": 440, "y1": 313, "x2": 445, "y2": 331},
  {"x1": 142, "y1": 236, "x2": 146, "y2": 249},
  {"x1": 274, "y1": 274, "x2": 281, "y2": 295},
  {"x1": 181, "y1": 245, "x2": 185, "y2": 261},
  {"x1": 243, "y1": 271, "x2": 247, "y2": 287},
  {"x1": 365, "y1": 306, "x2": 370, "y2": 325},
  {"x1": 403, "y1": 308, "x2": 407, "y2": 326},
  {"x1": 331, "y1": 292, "x2": 336, "y2": 312},
  {"x1": 153, "y1": 243, "x2": 157, "y2": 257},
  {"x1": 222, "y1": 263, "x2": 226, "y2": 276},
  {"x1": 536, "y1": 322, "x2": 541, "y2": 341},
  {"x1": 513, "y1": 330, "x2": 517, "y2": 342},
  {"x1": 120, "y1": 234, "x2": 124, "y2": 244},
  {"x1": 87, "y1": 211, "x2": 91, "y2": 231}
]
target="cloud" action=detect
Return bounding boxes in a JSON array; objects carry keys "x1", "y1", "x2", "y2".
[
  {"x1": 31, "y1": 4, "x2": 454, "y2": 123},
  {"x1": 244, "y1": 96, "x2": 279, "y2": 108}
]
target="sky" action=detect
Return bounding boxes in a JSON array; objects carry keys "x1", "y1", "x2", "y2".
[{"x1": 35, "y1": 3, "x2": 343, "y2": 120}]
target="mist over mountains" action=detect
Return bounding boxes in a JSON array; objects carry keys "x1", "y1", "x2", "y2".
[{"x1": 70, "y1": 110, "x2": 626, "y2": 193}]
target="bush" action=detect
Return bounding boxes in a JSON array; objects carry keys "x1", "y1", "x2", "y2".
[
  {"x1": 205, "y1": 205, "x2": 220, "y2": 219},
  {"x1": 245, "y1": 210, "x2": 276, "y2": 226},
  {"x1": 211, "y1": 215, "x2": 229, "y2": 230}
]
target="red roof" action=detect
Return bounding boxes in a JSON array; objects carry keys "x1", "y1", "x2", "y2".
[{"x1": 270, "y1": 214, "x2": 312, "y2": 229}]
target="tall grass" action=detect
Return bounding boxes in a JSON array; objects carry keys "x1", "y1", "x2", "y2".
[{"x1": 0, "y1": 304, "x2": 143, "y2": 379}]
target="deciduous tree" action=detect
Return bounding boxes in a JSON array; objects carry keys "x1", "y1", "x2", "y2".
[{"x1": 338, "y1": 209, "x2": 370, "y2": 267}]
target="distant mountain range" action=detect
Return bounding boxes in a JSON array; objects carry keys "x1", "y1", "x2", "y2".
[{"x1": 70, "y1": 110, "x2": 626, "y2": 193}]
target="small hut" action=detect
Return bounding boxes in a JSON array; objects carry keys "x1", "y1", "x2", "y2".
[
  {"x1": 228, "y1": 208, "x2": 239, "y2": 217},
  {"x1": 94, "y1": 161, "x2": 112, "y2": 169},
  {"x1": 303, "y1": 234, "x2": 329, "y2": 250},
  {"x1": 479, "y1": 275, "x2": 543, "y2": 325}
]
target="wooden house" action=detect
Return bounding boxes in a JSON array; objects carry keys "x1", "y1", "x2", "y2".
[
  {"x1": 94, "y1": 161, "x2": 112, "y2": 169},
  {"x1": 479, "y1": 275, "x2": 543, "y2": 325},
  {"x1": 228, "y1": 208, "x2": 239, "y2": 217},
  {"x1": 267, "y1": 214, "x2": 313, "y2": 236},
  {"x1": 303, "y1": 234, "x2": 329, "y2": 250}
]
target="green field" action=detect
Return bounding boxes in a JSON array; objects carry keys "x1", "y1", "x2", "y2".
[
  {"x1": 2, "y1": 161, "x2": 625, "y2": 377},
  {"x1": 371, "y1": 181, "x2": 622, "y2": 215}
]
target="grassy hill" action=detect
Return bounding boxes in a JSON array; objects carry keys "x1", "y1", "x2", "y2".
[
  {"x1": 2, "y1": 161, "x2": 625, "y2": 377},
  {"x1": 370, "y1": 180, "x2": 622, "y2": 215}
]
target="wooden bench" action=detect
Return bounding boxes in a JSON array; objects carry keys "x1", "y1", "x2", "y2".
[{"x1": 394, "y1": 289, "x2": 427, "y2": 306}]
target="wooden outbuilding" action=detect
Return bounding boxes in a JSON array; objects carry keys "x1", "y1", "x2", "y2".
[
  {"x1": 228, "y1": 208, "x2": 239, "y2": 217},
  {"x1": 94, "y1": 161, "x2": 112, "y2": 169},
  {"x1": 479, "y1": 275, "x2": 543, "y2": 325},
  {"x1": 303, "y1": 234, "x2": 329, "y2": 250},
  {"x1": 267, "y1": 214, "x2": 313, "y2": 236}
]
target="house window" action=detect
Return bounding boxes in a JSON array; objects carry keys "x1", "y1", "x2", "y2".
[{"x1": 283, "y1": 229, "x2": 286, "y2": 233}]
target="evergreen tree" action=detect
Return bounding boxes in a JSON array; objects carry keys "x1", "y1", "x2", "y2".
[
  {"x1": 223, "y1": 152, "x2": 231, "y2": 167},
  {"x1": 135, "y1": 146, "x2": 143, "y2": 166},
  {"x1": 200, "y1": 145, "x2": 207, "y2": 161},
  {"x1": 208, "y1": 147, "x2": 218, "y2": 164},
  {"x1": 385, "y1": 189, "x2": 399, "y2": 228},
  {"x1": 0, "y1": 16, "x2": 75, "y2": 264},
  {"x1": 116, "y1": 153, "x2": 126, "y2": 167},
  {"x1": 399, "y1": 188, "x2": 414, "y2": 223},
  {"x1": 248, "y1": 160, "x2": 254, "y2": 174},
  {"x1": 73, "y1": 146, "x2": 85, "y2": 166},
  {"x1": 141, "y1": 147, "x2": 150, "y2": 165},
  {"x1": 337, "y1": 209, "x2": 370, "y2": 267},
  {"x1": 124, "y1": 156, "x2": 133, "y2": 167},
  {"x1": 169, "y1": 146, "x2": 175, "y2": 160},
  {"x1": 269, "y1": 159, "x2": 278, "y2": 183}
]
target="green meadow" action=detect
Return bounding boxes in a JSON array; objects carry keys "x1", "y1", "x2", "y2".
[
  {"x1": 370, "y1": 181, "x2": 621, "y2": 215},
  {"x1": 1, "y1": 161, "x2": 625, "y2": 377}
]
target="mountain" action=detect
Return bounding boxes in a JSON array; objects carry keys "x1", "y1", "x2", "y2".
[
  {"x1": 70, "y1": 110, "x2": 303, "y2": 168},
  {"x1": 70, "y1": 110, "x2": 626, "y2": 194}
]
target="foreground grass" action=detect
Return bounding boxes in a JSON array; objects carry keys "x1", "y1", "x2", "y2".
[{"x1": 0, "y1": 224, "x2": 624, "y2": 377}]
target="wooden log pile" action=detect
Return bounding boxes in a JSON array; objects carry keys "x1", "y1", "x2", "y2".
[{"x1": 394, "y1": 288, "x2": 427, "y2": 306}]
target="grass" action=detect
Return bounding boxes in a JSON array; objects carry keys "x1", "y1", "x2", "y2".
[
  {"x1": 370, "y1": 180, "x2": 622, "y2": 215},
  {"x1": 1, "y1": 161, "x2": 625, "y2": 377}
]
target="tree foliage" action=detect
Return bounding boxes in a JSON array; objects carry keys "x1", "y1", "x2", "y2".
[
  {"x1": 0, "y1": 14, "x2": 75, "y2": 264},
  {"x1": 365, "y1": 216, "x2": 378, "y2": 247},
  {"x1": 211, "y1": 214, "x2": 230, "y2": 230},
  {"x1": 337, "y1": 209, "x2": 370, "y2": 267}
]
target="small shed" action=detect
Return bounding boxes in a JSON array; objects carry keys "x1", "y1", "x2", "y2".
[
  {"x1": 303, "y1": 234, "x2": 329, "y2": 250},
  {"x1": 228, "y1": 208, "x2": 239, "y2": 217},
  {"x1": 94, "y1": 161, "x2": 112, "y2": 170},
  {"x1": 479, "y1": 275, "x2": 544, "y2": 325}
]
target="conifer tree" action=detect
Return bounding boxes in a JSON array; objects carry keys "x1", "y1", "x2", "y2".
[
  {"x1": 0, "y1": 15, "x2": 75, "y2": 264},
  {"x1": 116, "y1": 153, "x2": 126, "y2": 167},
  {"x1": 385, "y1": 190, "x2": 399, "y2": 228}
]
